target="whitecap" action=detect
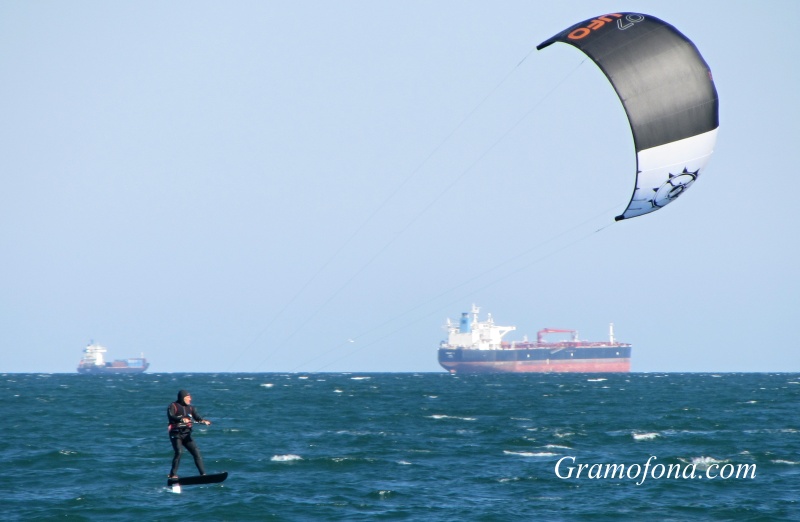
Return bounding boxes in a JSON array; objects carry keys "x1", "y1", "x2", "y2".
[
  {"x1": 632, "y1": 432, "x2": 660, "y2": 441},
  {"x1": 271, "y1": 454, "x2": 303, "y2": 462},
  {"x1": 587, "y1": 378, "x2": 607, "y2": 382},
  {"x1": 772, "y1": 459, "x2": 800, "y2": 465},
  {"x1": 503, "y1": 450, "x2": 557, "y2": 458},
  {"x1": 375, "y1": 490, "x2": 394, "y2": 499},
  {"x1": 687, "y1": 456, "x2": 727, "y2": 470},
  {"x1": 260, "y1": 383, "x2": 274, "y2": 388},
  {"x1": 427, "y1": 414, "x2": 476, "y2": 421}
]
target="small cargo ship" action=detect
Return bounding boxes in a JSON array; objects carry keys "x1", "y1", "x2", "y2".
[
  {"x1": 76, "y1": 341, "x2": 149, "y2": 374},
  {"x1": 438, "y1": 306, "x2": 631, "y2": 373}
]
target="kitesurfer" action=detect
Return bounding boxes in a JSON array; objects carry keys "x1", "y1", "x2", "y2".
[{"x1": 167, "y1": 390, "x2": 212, "y2": 479}]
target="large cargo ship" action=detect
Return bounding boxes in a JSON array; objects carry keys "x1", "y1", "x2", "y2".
[
  {"x1": 76, "y1": 341, "x2": 149, "y2": 374},
  {"x1": 438, "y1": 306, "x2": 631, "y2": 373}
]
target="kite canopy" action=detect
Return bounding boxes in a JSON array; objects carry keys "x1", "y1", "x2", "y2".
[{"x1": 537, "y1": 13, "x2": 719, "y2": 221}]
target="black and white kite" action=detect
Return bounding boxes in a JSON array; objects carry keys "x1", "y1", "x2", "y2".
[{"x1": 538, "y1": 13, "x2": 719, "y2": 220}]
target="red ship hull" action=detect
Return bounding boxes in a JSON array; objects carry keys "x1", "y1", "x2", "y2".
[{"x1": 439, "y1": 357, "x2": 631, "y2": 374}]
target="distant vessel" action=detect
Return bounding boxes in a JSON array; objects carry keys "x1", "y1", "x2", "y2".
[
  {"x1": 76, "y1": 341, "x2": 149, "y2": 374},
  {"x1": 438, "y1": 306, "x2": 631, "y2": 373}
]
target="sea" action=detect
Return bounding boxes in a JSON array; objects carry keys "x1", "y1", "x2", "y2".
[{"x1": 2, "y1": 372, "x2": 799, "y2": 521}]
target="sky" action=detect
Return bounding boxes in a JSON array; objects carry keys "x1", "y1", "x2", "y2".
[{"x1": 1, "y1": 1, "x2": 798, "y2": 373}]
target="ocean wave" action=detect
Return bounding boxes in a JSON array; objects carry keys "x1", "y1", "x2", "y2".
[
  {"x1": 503, "y1": 450, "x2": 558, "y2": 458},
  {"x1": 427, "y1": 414, "x2": 476, "y2": 421},
  {"x1": 271, "y1": 454, "x2": 303, "y2": 462},
  {"x1": 368, "y1": 490, "x2": 397, "y2": 500},
  {"x1": 632, "y1": 432, "x2": 660, "y2": 441},
  {"x1": 682, "y1": 456, "x2": 728, "y2": 470}
]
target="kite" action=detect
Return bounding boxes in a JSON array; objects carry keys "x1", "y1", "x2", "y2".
[{"x1": 537, "y1": 13, "x2": 719, "y2": 220}]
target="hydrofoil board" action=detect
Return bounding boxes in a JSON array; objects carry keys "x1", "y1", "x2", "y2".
[{"x1": 167, "y1": 471, "x2": 228, "y2": 487}]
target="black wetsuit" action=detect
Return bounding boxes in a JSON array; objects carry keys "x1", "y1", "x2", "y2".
[{"x1": 167, "y1": 399, "x2": 207, "y2": 476}]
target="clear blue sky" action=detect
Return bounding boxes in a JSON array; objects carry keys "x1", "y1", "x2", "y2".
[{"x1": 2, "y1": 1, "x2": 798, "y2": 373}]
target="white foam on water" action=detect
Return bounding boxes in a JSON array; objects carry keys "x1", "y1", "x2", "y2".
[
  {"x1": 685, "y1": 456, "x2": 727, "y2": 470},
  {"x1": 503, "y1": 450, "x2": 558, "y2": 458},
  {"x1": 427, "y1": 414, "x2": 476, "y2": 421},
  {"x1": 271, "y1": 454, "x2": 303, "y2": 462}
]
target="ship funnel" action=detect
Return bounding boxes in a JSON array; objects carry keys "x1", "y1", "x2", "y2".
[{"x1": 459, "y1": 312, "x2": 470, "y2": 333}]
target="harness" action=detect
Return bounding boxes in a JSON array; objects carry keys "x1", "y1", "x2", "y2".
[{"x1": 168, "y1": 402, "x2": 194, "y2": 433}]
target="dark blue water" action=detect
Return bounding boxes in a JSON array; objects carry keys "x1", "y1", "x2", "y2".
[{"x1": 2, "y1": 373, "x2": 799, "y2": 520}]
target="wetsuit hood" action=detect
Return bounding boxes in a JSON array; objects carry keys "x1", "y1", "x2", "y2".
[{"x1": 177, "y1": 390, "x2": 190, "y2": 405}]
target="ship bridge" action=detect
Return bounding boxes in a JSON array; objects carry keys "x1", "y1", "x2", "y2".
[{"x1": 444, "y1": 305, "x2": 515, "y2": 350}]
